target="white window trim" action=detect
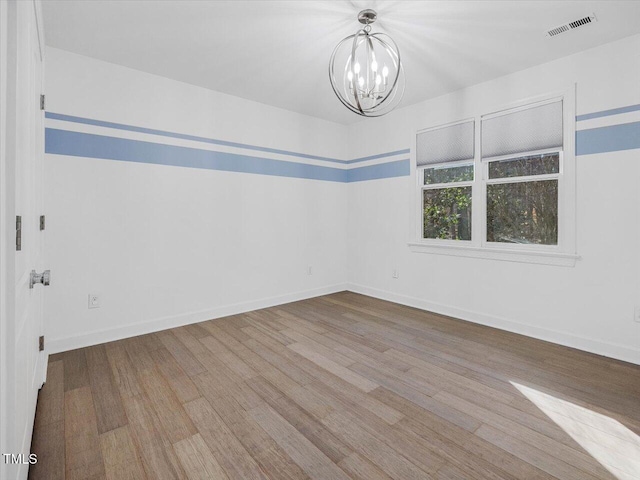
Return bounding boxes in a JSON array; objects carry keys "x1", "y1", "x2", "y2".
[{"x1": 409, "y1": 87, "x2": 579, "y2": 267}]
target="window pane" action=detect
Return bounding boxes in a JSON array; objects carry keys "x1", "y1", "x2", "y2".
[
  {"x1": 423, "y1": 187, "x2": 472, "y2": 240},
  {"x1": 488, "y1": 153, "x2": 559, "y2": 179},
  {"x1": 424, "y1": 164, "x2": 474, "y2": 185},
  {"x1": 487, "y1": 180, "x2": 558, "y2": 245}
]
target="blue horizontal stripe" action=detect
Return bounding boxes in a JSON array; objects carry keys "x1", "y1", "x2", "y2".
[
  {"x1": 348, "y1": 159, "x2": 410, "y2": 182},
  {"x1": 348, "y1": 149, "x2": 411, "y2": 164},
  {"x1": 46, "y1": 128, "x2": 348, "y2": 182},
  {"x1": 576, "y1": 104, "x2": 640, "y2": 122},
  {"x1": 45, "y1": 112, "x2": 349, "y2": 164},
  {"x1": 576, "y1": 121, "x2": 640, "y2": 156},
  {"x1": 46, "y1": 112, "x2": 411, "y2": 166},
  {"x1": 45, "y1": 128, "x2": 413, "y2": 183}
]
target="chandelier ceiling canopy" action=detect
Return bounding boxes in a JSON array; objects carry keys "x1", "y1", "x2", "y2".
[{"x1": 329, "y1": 9, "x2": 405, "y2": 118}]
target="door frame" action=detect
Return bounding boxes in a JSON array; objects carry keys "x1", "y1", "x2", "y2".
[{"x1": 0, "y1": 1, "x2": 46, "y2": 479}]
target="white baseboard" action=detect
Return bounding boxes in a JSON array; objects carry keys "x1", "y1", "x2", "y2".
[
  {"x1": 347, "y1": 283, "x2": 640, "y2": 366},
  {"x1": 47, "y1": 283, "x2": 348, "y2": 354}
]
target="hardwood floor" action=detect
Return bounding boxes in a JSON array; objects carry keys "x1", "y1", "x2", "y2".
[{"x1": 29, "y1": 292, "x2": 640, "y2": 479}]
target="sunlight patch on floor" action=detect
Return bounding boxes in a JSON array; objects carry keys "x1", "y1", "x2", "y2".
[{"x1": 511, "y1": 382, "x2": 640, "y2": 480}]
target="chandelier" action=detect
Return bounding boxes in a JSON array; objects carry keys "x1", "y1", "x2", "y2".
[{"x1": 329, "y1": 9, "x2": 405, "y2": 117}]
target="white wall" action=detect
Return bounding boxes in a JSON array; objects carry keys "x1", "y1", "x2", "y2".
[
  {"x1": 347, "y1": 34, "x2": 640, "y2": 364},
  {"x1": 44, "y1": 47, "x2": 349, "y2": 352}
]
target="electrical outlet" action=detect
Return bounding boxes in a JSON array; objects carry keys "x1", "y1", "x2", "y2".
[
  {"x1": 88, "y1": 294, "x2": 100, "y2": 309},
  {"x1": 307, "y1": 266, "x2": 313, "y2": 276},
  {"x1": 635, "y1": 306, "x2": 640, "y2": 323},
  {"x1": 392, "y1": 268, "x2": 399, "y2": 279}
]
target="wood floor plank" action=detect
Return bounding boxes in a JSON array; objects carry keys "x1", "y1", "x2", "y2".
[
  {"x1": 192, "y1": 368, "x2": 264, "y2": 412},
  {"x1": 282, "y1": 328, "x2": 355, "y2": 367},
  {"x1": 267, "y1": 391, "x2": 353, "y2": 463},
  {"x1": 350, "y1": 362, "x2": 480, "y2": 432},
  {"x1": 173, "y1": 433, "x2": 229, "y2": 480},
  {"x1": 85, "y1": 345, "x2": 128, "y2": 434},
  {"x1": 321, "y1": 410, "x2": 430, "y2": 480},
  {"x1": 182, "y1": 322, "x2": 212, "y2": 340},
  {"x1": 246, "y1": 375, "x2": 285, "y2": 404},
  {"x1": 242, "y1": 337, "x2": 315, "y2": 386},
  {"x1": 149, "y1": 347, "x2": 201, "y2": 404},
  {"x1": 136, "y1": 367, "x2": 197, "y2": 443},
  {"x1": 183, "y1": 397, "x2": 268, "y2": 480},
  {"x1": 242, "y1": 322, "x2": 294, "y2": 346},
  {"x1": 253, "y1": 446, "x2": 311, "y2": 480},
  {"x1": 435, "y1": 390, "x2": 616, "y2": 478},
  {"x1": 29, "y1": 420, "x2": 65, "y2": 480},
  {"x1": 138, "y1": 333, "x2": 164, "y2": 352},
  {"x1": 288, "y1": 343, "x2": 378, "y2": 392},
  {"x1": 99, "y1": 426, "x2": 146, "y2": 480},
  {"x1": 307, "y1": 379, "x2": 404, "y2": 426},
  {"x1": 104, "y1": 343, "x2": 143, "y2": 398},
  {"x1": 121, "y1": 392, "x2": 185, "y2": 480},
  {"x1": 205, "y1": 392, "x2": 275, "y2": 456},
  {"x1": 203, "y1": 391, "x2": 319, "y2": 480},
  {"x1": 475, "y1": 424, "x2": 604, "y2": 480},
  {"x1": 156, "y1": 330, "x2": 207, "y2": 377},
  {"x1": 282, "y1": 384, "x2": 336, "y2": 420},
  {"x1": 388, "y1": 348, "x2": 516, "y2": 404},
  {"x1": 31, "y1": 292, "x2": 640, "y2": 480},
  {"x1": 64, "y1": 387, "x2": 106, "y2": 480},
  {"x1": 215, "y1": 319, "x2": 253, "y2": 343},
  {"x1": 199, "y1": 335, "x2": 257, "y2": 380},
  {"x1": 62, "y1": 349, "x2": 90, "y2": 392},
  {"x1": 248, "y1": 403, "x2": 352, "y2": 480},
  {"x1": 303, "y1": 383, "x2": 447, "y2": 476},
  {"x1": 123, "y1": 336, "x2": 156, "y2": 373},
  {"x1": 337, "y1": 452, "x2": 393, "y2": 480},
  {"x1": 371, "y1": 387, "x2": 555, "y2": 480}
]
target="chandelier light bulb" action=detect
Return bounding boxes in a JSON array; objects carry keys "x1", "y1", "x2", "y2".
[{"x1": 329, "y1": 9, "x2": 405, "y2": 117}]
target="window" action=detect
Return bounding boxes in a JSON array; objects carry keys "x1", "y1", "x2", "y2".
[
  {"x1": 417, "y1": 120, "x2": 475, "y2": 241},
  {"x1": 482, "y1": 100, "x2": 563, "y2": 246},
  {"x1": 486, "y1": 153, "x2": 559, "y2": 245},
  {"x1": 422, "y1": 164, "x2": 473, "y2": 241},
  {"x1": 412, "y1": 93, "x2": 577, "y2": 266}
]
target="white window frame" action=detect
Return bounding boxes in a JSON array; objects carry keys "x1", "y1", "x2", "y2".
[
  {"x1": 418, "y1": 118, "x2": 475, "y2": 246},
  {"x1": 409, "y1": 88, "x2": 578, "y2": 267}
]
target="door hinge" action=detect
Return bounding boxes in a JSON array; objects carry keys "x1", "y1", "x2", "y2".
[
  {"x1": 16, "y1": 216, "x2": 21, "y2": 251},
  {"x1": 40, "y1": 94, "x2": 45, "y2": 111},
  {"x1": 39, "y1": 336, "x2": 44, "y2": 352},
  {"x1": 40, "y1": 215, "x2": 45, "y2": 231}
]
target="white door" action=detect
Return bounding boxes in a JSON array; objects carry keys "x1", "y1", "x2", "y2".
[{"x1": 0, "y1": 1, "x2": 46, "y2": 479}]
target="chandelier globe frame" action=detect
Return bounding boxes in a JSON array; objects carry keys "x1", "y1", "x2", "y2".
[{"x1": 329, "y1": 9, "x2": 405, "y2": 117}]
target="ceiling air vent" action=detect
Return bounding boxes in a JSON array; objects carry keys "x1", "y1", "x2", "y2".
[{"x1": 547, "y1": 13, "x2": 597, "y2": 37}]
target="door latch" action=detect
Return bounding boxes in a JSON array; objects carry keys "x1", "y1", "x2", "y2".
[{"x1": 30, "y1": 270, "x2": 50, "y2": 289}]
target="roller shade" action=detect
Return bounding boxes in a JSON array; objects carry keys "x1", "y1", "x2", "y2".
[
  {"x1": 416, "y1": 121, "x2": 474, "y2": 167},
  {"x1": 482, "y1": 100, "x2": 563, "y2": 159}
]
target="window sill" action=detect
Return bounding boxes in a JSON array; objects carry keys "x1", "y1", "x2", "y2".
[{"x1": 408, "y1": 241, "x2": 579, "y2": 267}]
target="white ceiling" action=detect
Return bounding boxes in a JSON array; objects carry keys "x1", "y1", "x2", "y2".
[{"x1": 42, "y1": 1, "x2": 640, "y2": 125}]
